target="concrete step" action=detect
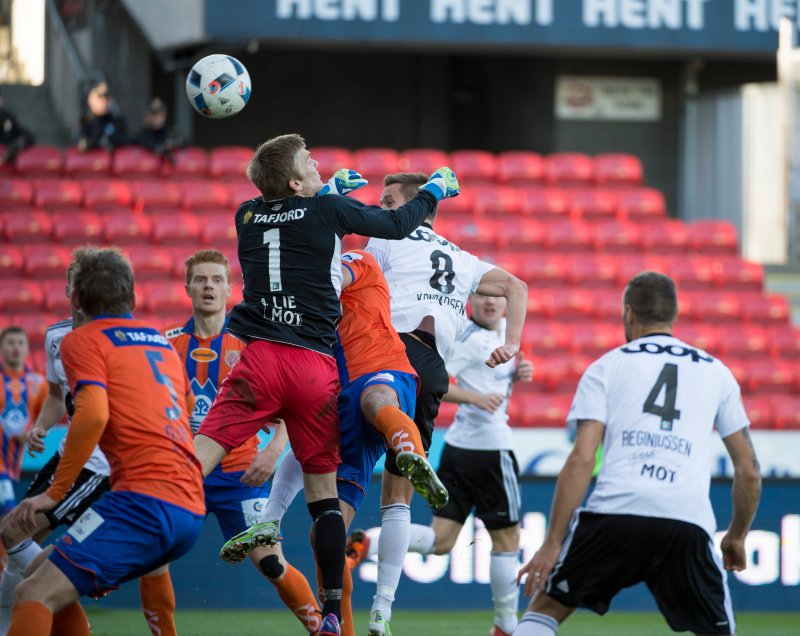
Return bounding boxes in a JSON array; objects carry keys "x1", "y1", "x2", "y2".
[{"x1": 0, "y1": 84, "x2": 71, "y2": 146}]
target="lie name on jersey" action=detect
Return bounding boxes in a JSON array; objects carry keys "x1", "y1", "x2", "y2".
[
  {"x1": 408, "y1": 227, "x2": 467, "y2": 314},
  {"x1": 260, "y1": 294, "x2": 303, "y2": 327}
]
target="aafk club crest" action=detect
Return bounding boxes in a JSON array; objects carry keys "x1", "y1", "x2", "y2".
[{"x1": 224, "y1": 349, "x2": 241, "y2": 368}]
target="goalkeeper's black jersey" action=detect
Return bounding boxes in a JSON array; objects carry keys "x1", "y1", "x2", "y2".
[{"x1": 227, "y1": 190, "x2": 436, "y2": 356}]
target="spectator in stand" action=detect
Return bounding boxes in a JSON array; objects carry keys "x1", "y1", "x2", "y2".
[
  {"x1": 134, "y1": 97, "x2": 183, "y2": 158},
  {"x1": 74, "y1": 81, "x2": 130, "y2": 152},
  {"x1": 0, "y1": 93, "x2": 34, "y2": 165}
]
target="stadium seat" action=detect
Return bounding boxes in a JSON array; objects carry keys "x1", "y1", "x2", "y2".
[
  {"x1": 436, "y1": 401, "x2": 458, "y2": 427},
  {"x1": 616, "y1": 187, "x2": 666, "y2": 220},
  {"x1": 445, "y1": 217, "x2": 498, "y2": 253},
  {"x1": 667, "y1": 255, "x2": 716, "y2": 290},
  {"x1": 3, "y1": 209, "x2": 53, "y2": 244},
  {"x1": 0, "y1": 246, "x2": 24, "y2": 277},
  {"x1": 519, "y1": 254, "x2": 570, "y2": 287},
  {"x1": 133, "y1": 180, "x2": 182, "y2": 212},
  {"x1": 150, "y1": 214, "x2": 202, "y2": 246},
  {"x1": 542, "y1": 220, "x2": 594, "y2": 253},
  {"x1": 593, "y1": 153, "x2": 644, "y2": 188},
  {"x1": 82, "y1": 179, "x2": 134, "y2": 210},
  {"x1": 772, "y1": 396, "x2": 800, "y2": 429},
  {"x1": 112, "y1": 146, "x2": 162, "y2": 177},
  {"x1": 33, "y1": 179, "x2": 83, "y2": 211},
  {"x1": 747, "y1": 359, "x2": 796, "y2": 396},
  {"x1": 520, "y1": 187, "x2": 572, "y2": 220},
  {"x1": 771, "y1": 325, "x2": 800, "y2": 359},
  {"x1": 720, "y1": 325, "x2": 771, "y2": 359},
  {"x1": 591, "y1": 220, "x2": 643, "y2": 254},
  {"x1": 743, "y1": 396, "x2": 775, "y2": 430},
  {"x1": 673, "y1": 323, "x2": 720, "y2": 356},
  {"x1": 567, "y1": 254, "x2": 618, "y2": 288},
  {"x1": 162, "y1": 146, "x2": 209, "y2": 180},
  {"x1": 684, "y1": 291, "x2": 742, "y2": 323},
  {"x1": 140, "y1": 280, "x2": 192, "y2": 313},
  {"x1": 494, "y1": 219, "x2": 547, "y2": 253},
  {"x1": 520, "y1": 322, "x2": 571, "y2": 358},
  {"x1": 741, "y1": 292, "x2": 790, "y2": 325},
  {"x1": 41, "y1": 279, "x2": 71, "y2": 313},
  {"x1": 541, "y1": 288, "x2": 594, "y2": 321},
  {"x1": 352, "y1": 148, "x2": 401, "y2": 181},
  {"x1": 51, "y1": 211, "x2": 104, "y2": 245},
  {"x1": 14, "y1": 145, "x2": 63, "y2": 177},
  {"x1": 309, "y1": 147, "x2": 353, "y2": 178},
  {"x1": 508, "y1": 392, "x2": 572, "y2": 428},
  {"x1": 592, "y1": 289, "x2": 625, "y2": 322},
  {"x1": 198, "y1": 215, "x2": 238, "y2": 247},
  {"x1": 615, "y1": 254, "x2": 662, "y2": 285},
  {"x1": 573, "y1": 323, "x2": 624, "y2": 358},
  {"x1": 687, "y1": 219, "x2": 739, "y2": 256},
  {"x1": 102, "y1": 212, "x2": 153, "y2": 244},
  {"x1": 496, "y1": 151, "x2": 545, "y2": 186},
  {"x1": 450, "y1": 150, "x2": 497, "y2": 185},
  {"x1": 348, "y1": 184, "x2": 382, "y2": 206},
  {"x1": 0, "y1": 178, "x2": 33, "y2": 206},
  {"x1": 0, "y1": 280, "x2": 44, "y2": 314},
  {"x1": 124, "y1": 245, "x2": 176, "y2": 281},
  {"x1": 63, "y1": 148, "x2": 112, "y2": 178},
  {"x1": 544, "y1": 152, "x2": 594, "y2": 187},
  {"x1": 640, "y1": 219, "x2": 689, "y2": 253},
  {"x1": 569, "y1": 188, "x2": 618, "y2": 222},
  {"x1": 713, "y1": 257, "x2": 764, "y2": 292},
  {"x1": 399, "y1": 148, "x2": 449, "y2": 176},
  {"x1": 23, "y1": 245, "x2": 71, "y2": 279},
  {"x1": 228, "y1": 181, "x2": 260, "y2": 206},
  {"x1": 437, "y1": 189, "x2": 475, "y2": 217},
  {"x1": 532, "y1": 355, "x2": 589, "y2": 394},
  {"x1": 209, "y1": 146, "x2": 252, "y2": 180},
  {"x1": 472, "y1": 185, "x2": 523, "y2": 218},
  {"x1": 181, "y1": 182, "x2": 231, "y2": 211}
]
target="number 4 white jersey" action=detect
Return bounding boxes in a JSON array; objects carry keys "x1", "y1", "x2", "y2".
[
  {"x1": 366, "y1": 223, "x2": 494, "y2": 363},
  {"x1": 569, "y1": 333, "x2": 749, "y2": 538}
]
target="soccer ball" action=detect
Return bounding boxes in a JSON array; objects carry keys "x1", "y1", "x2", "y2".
[{"x1": 186, "y1": 54, "x2": 251, "y2": 118}]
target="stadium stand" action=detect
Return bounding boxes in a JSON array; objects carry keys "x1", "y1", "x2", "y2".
[{"x1": 1, "y1": 145, "x2": 797, "y2": 429}]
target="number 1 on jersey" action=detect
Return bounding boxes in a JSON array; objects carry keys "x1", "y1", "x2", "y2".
[
  {"x1": 643, "y1": 363, "x2": 681, "y2": 431},
  {"x1": 263, "y1": 228, "x2": 283, "y2": 292}
]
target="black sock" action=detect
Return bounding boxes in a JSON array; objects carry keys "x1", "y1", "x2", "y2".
[{"x1": 308, "y1": 498, "x2": 345, "y2": 620}]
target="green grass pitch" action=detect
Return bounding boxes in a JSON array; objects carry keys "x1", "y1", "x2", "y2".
[{"x1": 84, "y1": 608, "x2": 800, "y2": 635}]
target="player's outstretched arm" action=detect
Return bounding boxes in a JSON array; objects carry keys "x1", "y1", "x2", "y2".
[
  {"x1": 475, "y1": 267, "x2": 528, "y2": 368},
  {"x1": 241, "y1": 420, "x2": 289, "y2": 486},
  {"x1": 518, "y1": 419, "x2": 603, "y2": 596},
  {"x1": 720, "y1": 427, "x2": 761, "y2": 571},
  {"x1": 26, "y1": 382, "x2": 66, "y2": 456},
  {"x1": 318, "y1": 169, "x2": 368, "y2": 197},
  {"x1": 442, "y1": 381, "x2": 505, "y2": 413}
]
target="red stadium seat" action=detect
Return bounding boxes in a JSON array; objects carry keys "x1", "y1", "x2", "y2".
[
  {"x1": 741, "y1": 292, "x2": 790, "y2": 325},
  {"x1": 198, "y1": 215, "x2": 238, "y2": 247},
  {"x1": 140, "y1": 281, "x2": 192, "y2": 313},
  {"x1": 150, "y1": 214, "x2": 202, "y2": 246},
  {"x1": 542, "y1": 220, "x2": 593, "y2": 253},
  {"x1": 615, "y1": 254, "x2": 657, "y2": 285},
  {"x1": 747, "y1": 359, "x2": 796, "y2": 396},
  {"x1": 520, "y1": 187, "x2": 573, "y2": 220},
  {"x1": 209, "y1": 146, "x2": 252, "y2": 180},
  {"x1": 14, "y1": 145, "x2": 63, "y2": 177},
  {"x1": 181, "y1": 182, "x2": 231, "y2": 211},
  {"x1": 347, "y1": 184, "x2": 383, "y2": 206},
  {"x1": 569, "y1": 189, "x2": 618, "y2": 222},
  {"x1": 63, "y1": 148, "x2": 112, "y2": 178},
  {"x1": 533, "y1": 355, "x2": 590, "y2": 394},
  {"x1": 572, "y1": 323, "x2": 623, "y2": 358},
  {"x1": 0, "y1": 178, "x2": 33, "y2": 206},
  {"x1": 399, "y1": 148, "x2": 449, "y2": 176},
  {"x1": 519, "y1": 254, "x2": 570, "y2": 287},
  {"x1": 687, "y1": 219, "x2": 739, "y2": 256},
  {"x1": 713, "y1": 257, "x2": 764, "y2": 292},
  {"x1": 51, "y1": 211, "x2": 104, "y2": 245},
  {"x1": 436, "y1": 401, "x2": 458, "y2": 427},
  {"x1": 640, "y1": 219, "x2": 689, "y2": 254},
  {"x1": 673, "y1": 323, "x2": 721, "y2": 356},
  {"x1": 41, "y1": 279, "x2": 71, "y2": 314},
  {"x1": 82, "y1": 179, "x2": 134, "y2": 210},
  {"x1": 541, "y1": 288, "x2": 594, "y2": 321},
  {"x1": 665, "y1": 255, "x2": 716, "y2": 290},
  {"x1": 112, "y1": 146, "x2": 162, "y2": 177},
  {"x1": 771, "y1": 325, "x2": 800, "y2": 359},
  {"x1": 445, "y1": 217, "x2": 498, "y2": 253},
  {"x1": 33, "y1": 179, "x2": 83, "y2": 210},
  {"x1": 228, "y1": 182, "x2": 260, "y2": 206},
  {"x1": 567, "y1": 254, "x2": 618, "y2": 288},
  {"x1": 772, "y1": 396, "x2": 800, "y2": 429},
  {"x1": 352, "y1": 148, "x2": 400, "y2": 181},
  {"x1": 494, "y1": 219, "x2": 546, "y2": 253},
  {"x1": 616, "y1": 187, "x2": 666, "y2": 220},
  {"x1": 683, "y1": 291, "x2": 742, "y2": 323},
  {"x1": 544, "y1": 152, "x2": 594, "y2": 187},
  {"x1": 521, "y1": 322, "x2": 571, "y2": 358},
  {"x1": 23, "y1": 245, "x2": 72, "y2": 279},
  {"x1": 591, "y1": 220, "x2": 643, "y2": 254},
  {"x1": 450, "y1": 150, "x2": 497, "y2": 185},
  {"x1": 743, "y1": 396, "x2": 775, "y2": 430},
  {"x1": 0, "y1": 280, "x2": 44, "y2": 313},
  {"x1": 162, "y1": 146, "x2": 209, "y2": 180},
  {"x1": 592, "y1": 289, "x2": 625, "y2": 322},
  {"x1": 102, "y1": 212, "x2": 153, "y2": 244},
  {"x1": 3, "y1": 209, "x2": 53, "y2": 244},
  {"x1": 309, "y1": 147, "x2": 353, "y2": 178},
  {"x1": 593, "y1": 153, "x2": 643, "y2": 188},
  {"x1": 124, "y1": 245, "x2": 176, "y2": 281},
  {"x1": 496, "y1": 151, "x2": 545, "y2": 186},
  {"x1": 472, "y1": 186, "x2": 524, "y2": 218},
  {"x1": 437, "y1": 189, "x2": 475, "y2": 217},
  {"x1": 508, "y1": 393, "x2": 572, "y2": 428},
  {"x1": 16, "y1": 314, "x2": 59, "y2": 353},
  {"x1": 720, "y1": 324, "x2": 771, "y2": 359},
  {"x1": 133, "y1": 180, "x2": 182, "y2": 212},
  {"x1": 0, "y1": 246, "x2": 24, "y2": 277}
]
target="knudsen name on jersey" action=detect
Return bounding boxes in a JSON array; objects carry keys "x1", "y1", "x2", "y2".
[
  {"x1": 415, "y1": 292, "x2": 466, "y2": 314},
  {"x1": 621, "y1": 341, "x2": 713, "y2": 363}
]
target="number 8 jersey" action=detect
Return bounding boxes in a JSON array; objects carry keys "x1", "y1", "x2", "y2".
[{"x1": 366, "y1": 222, "x2": 494, "y2": 363}]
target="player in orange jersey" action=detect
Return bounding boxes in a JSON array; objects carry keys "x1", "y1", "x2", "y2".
[
  {"x1": 3, "y1": 247, "x2": 205, "y2": 636},
  {"x1": 0, "y1": 326, "x2": 47, "y2": 519},
  {"x1": 165, "y1": 249, "x2": 321, "y2": 633}
]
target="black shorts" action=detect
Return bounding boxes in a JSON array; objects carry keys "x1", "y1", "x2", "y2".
[
  {"x1": 546, "y1": 511, "x2": 736, "y2": 635},
  {"x1": 434, "y1": 444, "x2": 520, "y2": 530},
  {"x1": 24, "y1": 453, "x2": 110, "y2": 529},
  {"x1": 384, "y1": 331, "x2": 449, "y2": 477}
]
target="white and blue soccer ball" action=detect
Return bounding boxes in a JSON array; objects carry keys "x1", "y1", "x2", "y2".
[{"x1": 186, "y1": 54, "x2": 251, "y2": 119}]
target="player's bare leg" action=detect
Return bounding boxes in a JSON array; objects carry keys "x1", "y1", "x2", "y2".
[{"x1": 193, "y1": 434, "x2": 228, "y2": 477}]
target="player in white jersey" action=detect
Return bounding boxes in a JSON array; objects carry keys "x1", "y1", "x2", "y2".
[
  {"x1": 357, "y1": 172, "x2": 528, "y2": 635},
  {"x1": 348, "y1": 293, "x2": 533, "y2": 636},
  {"x1": 513, "y1": 272, "x2": 761, "y2": 636}
]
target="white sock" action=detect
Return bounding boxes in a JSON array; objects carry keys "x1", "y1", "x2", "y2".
[
  {"x1": 513, "y1": 611, "x2": 558, "y2": 635},
  {"x1": 0, "y1": 539, "x2": 42, "y2": 635},
  {"x1": 260, "y1": 448, "x2": 304, "y2": 523},
  {"x1": 407, "y1": 524, "x2": 436, "y2": 555},
  {"x1": 371, "y1": 503, "x2": 410, "y2": 622},
  {"x1": 490, "y1": 551, "x2": 520, "y2": 634}
]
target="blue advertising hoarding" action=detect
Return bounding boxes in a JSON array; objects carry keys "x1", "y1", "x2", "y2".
[{"x1": 203, "y1": 0, "x2": 794, "y2": 56}]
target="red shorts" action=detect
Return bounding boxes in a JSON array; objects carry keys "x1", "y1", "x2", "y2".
[{"x1": 198, "y1": 339, "x2": 340, "y2": 474}]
